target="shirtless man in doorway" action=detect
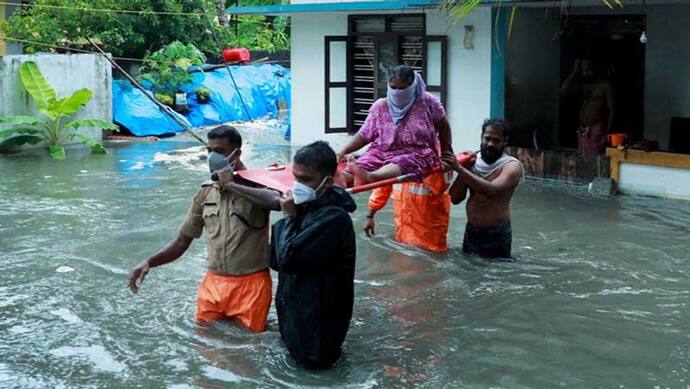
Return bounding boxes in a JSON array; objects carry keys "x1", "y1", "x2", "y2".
[{"x1": 560, "y1": 58, "x2": 615, "y2": 155}]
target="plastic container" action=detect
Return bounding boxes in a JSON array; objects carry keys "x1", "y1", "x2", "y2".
[
  {"x1": 174, "y1": 93, "x2": 189, "y2": 112},
  {"x1": 608, "y1": 133, "x2": 625, "y2": 147},
  {"x1": 222, "y1": 48, "x2": 251, "y2": 63}
]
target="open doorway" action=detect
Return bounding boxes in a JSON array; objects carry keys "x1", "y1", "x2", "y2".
[{"x1": 558, "y1": 15, "x2": 646, "y2": 149}]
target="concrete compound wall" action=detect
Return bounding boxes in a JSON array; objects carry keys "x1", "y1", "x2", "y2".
[
  {"x1": 289, "y1": 3, "x2": 493, "y2": 152},
  {"x1": 0, "y1": 54, "x2": 113, "y2": 144},
  {"x1": 1, "y1": 4, "x2": 28, "y2": 55}
]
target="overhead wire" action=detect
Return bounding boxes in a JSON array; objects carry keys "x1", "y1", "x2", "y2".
[
  {"x1": 0, "y1": 1, "x2": 290, "y2": 26},
  {"x1": 0, "y1": 35, "x2": 180, "y2": 65}
]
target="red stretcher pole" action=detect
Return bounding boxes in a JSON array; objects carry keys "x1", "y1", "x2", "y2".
[
  {"x1": 345, "y1": 152, "x2": 476, "y2": 195},
  {"x1": 346, "y1": 170, "x2": 436, "y2": 194}
]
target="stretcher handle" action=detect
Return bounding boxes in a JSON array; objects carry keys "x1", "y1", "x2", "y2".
[{"x1": 345, "y1": 152, "x2": 476, "y2": 195}]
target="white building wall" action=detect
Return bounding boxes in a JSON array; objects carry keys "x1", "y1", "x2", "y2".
[
  {"x1": 427, "y1": 7, "x2": 492, "y2": 152},
  {"x1": 619, "y1": 163, "x2": 690, "y2": 200},
  {"x1": 0, "y1": 54, "x2": 113, "y2": 143},
  {"x1": 289, "y1": 6, "x2": 493, "y2": 152},
  {"x1": 290, "y1": 12, "x2": 350, "y2": 148}
]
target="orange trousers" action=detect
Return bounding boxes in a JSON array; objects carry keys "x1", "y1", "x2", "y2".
[
  {"x1": 195, "y1": 269, "x2": 272, "y2": 332},
  {"x1": 369, "y1": 171, "x2": 452, "y2": 253}
]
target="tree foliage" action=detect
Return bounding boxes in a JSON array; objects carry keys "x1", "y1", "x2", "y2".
[
  {"x1": 138, "y1": 41, "x2": 205, "y2": 96},
  {"x1": 1, "y1": 0, "x2": 290, "y2": 60}
]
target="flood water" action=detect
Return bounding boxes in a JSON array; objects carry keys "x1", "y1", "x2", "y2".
[{"x1": 1, "y1": 123, "x2": 689, "y2": 388}]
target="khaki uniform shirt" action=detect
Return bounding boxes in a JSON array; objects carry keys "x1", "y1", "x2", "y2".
[{"x1": 179, "y1": 181, "x2": 269, "y2": 275}]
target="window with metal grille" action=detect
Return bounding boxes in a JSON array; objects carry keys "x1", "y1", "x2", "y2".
[{"x1": 325, "y1": 14, "x2": 446, "y2": 134}]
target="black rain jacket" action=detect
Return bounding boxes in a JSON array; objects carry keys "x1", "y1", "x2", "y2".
[{"x1": 270, "y1": 186, "x2": 357, "y2": 369}]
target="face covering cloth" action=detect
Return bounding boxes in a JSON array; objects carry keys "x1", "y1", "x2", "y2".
[{"x1": 387, "y1": 71, "x2": 426, "y2": 125}]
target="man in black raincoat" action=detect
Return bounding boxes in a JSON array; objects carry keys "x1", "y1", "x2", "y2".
[{"x1": 271, "y1": 141, "x2": 357, "y2": 369}]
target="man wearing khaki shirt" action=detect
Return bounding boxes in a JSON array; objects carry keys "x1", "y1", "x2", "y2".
[{"x1": 128, "y1": 125, "x2": 280, "y2": 332}]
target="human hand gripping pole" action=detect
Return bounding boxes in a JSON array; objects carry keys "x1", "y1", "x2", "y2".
[
  {"x1": 280, "y1": 190, "x2": 297, "y2": 217},
  {"x1": 345, "y1": 152, "x2": 476, "y2": 195}
]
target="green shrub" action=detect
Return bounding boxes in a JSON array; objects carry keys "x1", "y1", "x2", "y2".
[
  {"x1": 195, "y1": 87, "x2": 212, "y2": 104},
  {"x1": 138, "y1": 41, "x2": 205, "y2": 97},
  {"x1": 155, "y1": 93, "x2": 174, "y2": 106}
]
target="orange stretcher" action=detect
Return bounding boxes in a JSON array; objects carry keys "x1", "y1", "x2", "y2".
[{"x1": 236, "y1": 152, "x2": 476, "y2": 194}]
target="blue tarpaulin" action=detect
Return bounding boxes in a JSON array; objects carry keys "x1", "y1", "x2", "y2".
[
  {"x1": 113, "y1": 64, "x2": 291, "y2": 138},
  {"x1": 112, "y1": 81, "x2": 192, "y2": 137}
]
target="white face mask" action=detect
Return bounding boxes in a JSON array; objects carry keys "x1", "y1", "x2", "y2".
[{"x1": 292, "y1": 177, "x2": 328, "y2": 205}]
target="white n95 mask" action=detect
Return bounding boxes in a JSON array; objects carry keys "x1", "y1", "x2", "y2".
[{"x1": 292, "y1": 177, "x2": 328, "y2": 205}]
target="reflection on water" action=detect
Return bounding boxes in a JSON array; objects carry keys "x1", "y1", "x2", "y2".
[{"x1": 1, "y1": 123, "x2": 689, "y2": 388}]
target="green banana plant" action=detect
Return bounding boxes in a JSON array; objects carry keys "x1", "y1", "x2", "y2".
[{"x1": 0, "y1": 61, "x2": 119, "y2": 160}]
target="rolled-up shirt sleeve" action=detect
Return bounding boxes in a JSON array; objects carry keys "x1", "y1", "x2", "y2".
[{"x1": 179, "y1": 190, "x2": 204, "y2": 239}]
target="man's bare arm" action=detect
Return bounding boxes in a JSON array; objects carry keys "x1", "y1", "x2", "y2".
[
  {"x1": 435, "y1": 117, "x2": 457, "y2": 171},
  {"x1": 128, "y1": 233, "x2": 193, "y2": 293},
  {"x1": 449, "y1": 173, "x2": 469, "y2": 204},
  {"x1": 337, "y1": 133, "x2": 368, "y2": 160},
  {"x1": 455, "y1": 162, "x2": 522, "y2": 199},
  {"x1": 560, "y1": 60, "x2": 581, "y2": 95}
]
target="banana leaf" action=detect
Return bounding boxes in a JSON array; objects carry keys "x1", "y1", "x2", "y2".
[
  {"x1": 0, "y1": 127, "x2": 40, "y2": 139},
  {"x1": 19, "y1": 61, "x2": 57, "y2": 110},
  {"x1": 0, "y1": 135, "x2": 43, "y2": 147},
  {"x1": 65, "y1": 118, "x2": 119, "y2": 131},
  {"x1": 68, "y1": 133, "x2": 107, "y2": 154},
  {"x1": 0, "y1": 116, "x2": 40, "y2": 126},
  {"x1": 45, "y1": 89, "x2": 93, "y2": 122}
]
